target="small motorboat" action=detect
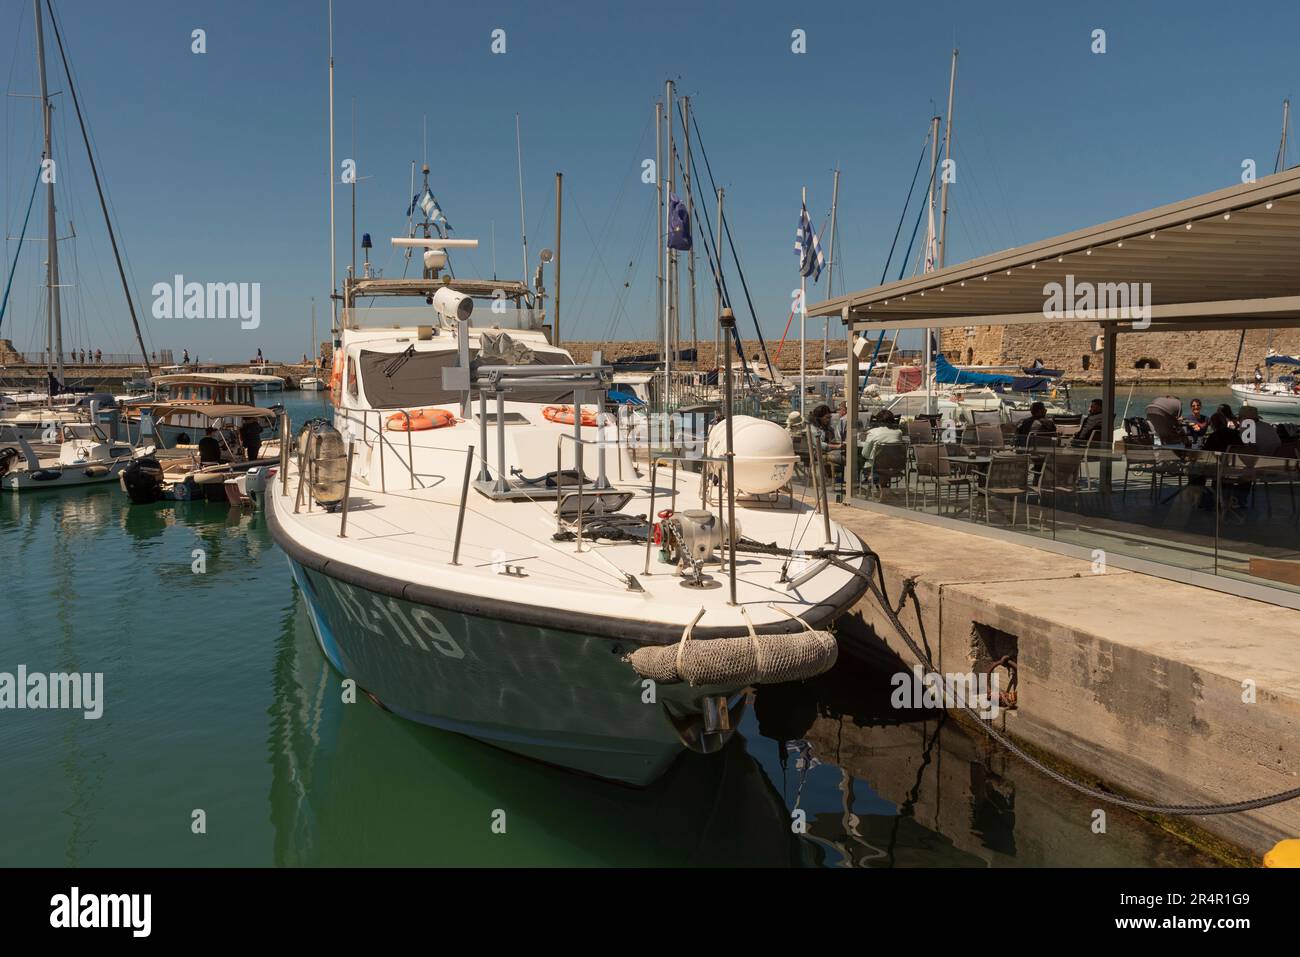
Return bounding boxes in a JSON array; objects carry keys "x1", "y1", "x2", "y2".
[{"x1": 1, "y1": 422, "x2": 142, "y2": 492}]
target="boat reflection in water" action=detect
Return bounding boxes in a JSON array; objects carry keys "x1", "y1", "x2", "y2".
[
  {"x1": 266, "y1": 597, "x2": 806, "y2": 867},
  {"x1": 751, "y1": 648, "x2": 1220, "y2": 868}
]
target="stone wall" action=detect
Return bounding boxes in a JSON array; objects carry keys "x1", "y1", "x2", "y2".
[
  {"x1": 562, "y1": 338, "x2": 848, "y2": 371},
  {"x1": 941, "y1": 324, "x2": 1300, "y2": 384}
]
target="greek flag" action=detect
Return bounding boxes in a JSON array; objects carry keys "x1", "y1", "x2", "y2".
[
  {"x1": 419, "y1": 189, "x2": 445, "y2": 223},
  {"x1": 794, "y1": 203, "x2": 824, "y2": 281}
]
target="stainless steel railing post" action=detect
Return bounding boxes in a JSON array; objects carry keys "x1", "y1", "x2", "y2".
[
  {"x1": 338, "y1": 439, "x2": 355, "y2": 537},
  {"x1": 644, "y1": 458, "x2": 657, "y2": 575},
  {"x1": 451, "y1": 445, "x2": 475, "y2": 565}
]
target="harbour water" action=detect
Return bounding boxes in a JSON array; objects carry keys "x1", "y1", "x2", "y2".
[{"x1": 0, "y1": 394, "x2": 1220, "y2": 867}]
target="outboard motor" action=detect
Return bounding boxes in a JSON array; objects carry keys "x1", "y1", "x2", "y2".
[
  {"x1": 297, "y1": 419, "x2": 348, "y2": 511},
  {"x1": 121, "y1": 456, "x2": 165, "y2": 504},
  {"x1": 0, "y1": 447, "x2": 18, "y2": 477}
]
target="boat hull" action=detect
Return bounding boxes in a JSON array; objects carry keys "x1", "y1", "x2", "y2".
[
  {"x1": 2, "y1": 458, "x2": 128, "y2": 492},
  {"x1": 1229, "y1": 383, "x2": 1300, "y2": 413},
  {"x1": 286, "y1": 557, "x2": 749, "y2": 786}
]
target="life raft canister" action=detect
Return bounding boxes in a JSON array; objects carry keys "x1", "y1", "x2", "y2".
[
  {"x1": 542, "y1": 405, "x2": 598, "y2": 427},
  {"x1": 385, "y1": 408, "x2": 459, "y2": 431}
]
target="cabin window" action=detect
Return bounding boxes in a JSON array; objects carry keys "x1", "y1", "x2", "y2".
[{"x1": 347, "y1": 355, "x2": 359, "y2": 397}]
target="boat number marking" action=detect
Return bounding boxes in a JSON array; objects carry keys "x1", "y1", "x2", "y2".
[{"x1": 325, "y1": 577, "x2": 465, "y2": 659}]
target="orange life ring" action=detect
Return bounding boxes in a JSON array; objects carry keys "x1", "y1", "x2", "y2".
[
  {"x1": 385, "y1": 408, "x2": 458, "y2": 431},
  {"x1": 542, "y1": 405, "x2": 598, "y2": 427}
]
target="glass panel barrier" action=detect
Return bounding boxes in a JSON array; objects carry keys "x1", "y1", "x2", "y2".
[{"x1": 850, "y1": 427, "x2": 1300, "y2": 596}]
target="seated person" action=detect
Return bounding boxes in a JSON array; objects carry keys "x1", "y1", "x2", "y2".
[
  {"x1": 1071, "y1": 399, "x2": 1108, "y2": 448},
  {"x1": 1015, "y1": 401, "x2": 1056, "y2": 448},
  {"x1": 860, "y1": 411, "x2": 904, "y2": 486},
  {"x1": 1181, "y1": 398, "x2": 1209, "y2": 441},
  {"x1": 1201, "y1": 412, "x2": 1241, "y2": 453},
  {"x1": 1215, "y1": 403, "x2": 1239, "y2": 431},
  {"x1": 1237, "y1": 406, "x2": 1281, "y2": 455},
  {"x1": 197, "y1": 427, "x2": 222, "y2": 464},
  {"x1": 809, "y1": 404, "x2": 844, "y2": 472}
]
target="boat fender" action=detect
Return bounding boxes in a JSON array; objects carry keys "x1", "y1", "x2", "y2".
[
  {"x1": 1265, "y1": 839, "x2": 1300, "y2": 868},
  {"x1": 628, "y1": 606, "x2": 837, "y2": 687},
  {"x1": 30, "y1": 469, "x2": 62, "y2": 482},
  {"x1": 83, "y1": 465, "x2": 110, "y2": 478}
]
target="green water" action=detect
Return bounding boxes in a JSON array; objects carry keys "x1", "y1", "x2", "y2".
[{"x1": 0, "y1": 394, "x2": 1219, "y2": 867}]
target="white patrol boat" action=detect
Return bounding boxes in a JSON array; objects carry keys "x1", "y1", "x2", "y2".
[{"x1": 267, "y1": 232, "x2": 871, "y2": 786}]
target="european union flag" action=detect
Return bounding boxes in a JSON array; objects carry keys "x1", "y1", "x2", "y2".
[{"x1": 667, "y1": 193, "x2": 692, "y2": 251}]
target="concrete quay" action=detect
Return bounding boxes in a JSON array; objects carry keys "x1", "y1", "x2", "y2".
[{"x1": 829, "y1": 505, "x2": 1300, "y2": 859}]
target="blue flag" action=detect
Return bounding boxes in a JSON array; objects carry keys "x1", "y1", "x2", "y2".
[
  {"x1": 667, "y1": 193, "x2": 692, "y2": 251},
  {"x1": 794, "y1": 202, "x2": 824, "y2": 281}
]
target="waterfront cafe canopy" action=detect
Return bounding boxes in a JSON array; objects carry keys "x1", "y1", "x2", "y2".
[{"x1": 808, "y1": 167, "x2": 1300, "y2": 334}]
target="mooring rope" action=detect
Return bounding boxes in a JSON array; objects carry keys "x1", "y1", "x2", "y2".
[{"x1": 846, "y1": 548, "x2": 1300, "y2": 817}]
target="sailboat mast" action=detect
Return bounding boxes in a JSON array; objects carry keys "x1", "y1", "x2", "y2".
[
  {"x1": 925, "y1": 114, "x2": 940, "y2": 416},
  {"x1": 327, "y1": 0, "x2": 338, "y2": 339},
  {"x1": 515, "y1": 113, "x2": 528, "y2": 286},
  {"x1": 655, "y1": 100, "x2": 663, "y2": 408},
  {"x1": 664, "y1": 80, "x2": 675, "y2": 411},
  {"x1": 824, "y1": 167, "x2": 840, "y2": 371},
  {"x1": 713, "y1": 187, "x2": 724, "y2": 372},
  {"x1": 683, "y1": 96, "x2": 697, "y2": 371},
  {"x1": 33, "y1": 0, "x2": 64, "y2": 392},
  {"x1": 1277, "y1": 98, "x2": 1290, "y2": 173},
  {"x1": 799, "y1": 184, "x2": 807, "y2": 419},
  {"x1": 44, "y1": 0, "x2": 152, "y2": 375},
  {"x1": 310, "y1": 299, "x2": 316, "y2": 369},
  {"x1": 938, "y1": 47, "x2": 958, "y2": 267}
]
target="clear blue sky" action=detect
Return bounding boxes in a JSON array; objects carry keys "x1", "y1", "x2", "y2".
[{"x1": 2, "y1": 0, "x2": 1298, "y2": 362}]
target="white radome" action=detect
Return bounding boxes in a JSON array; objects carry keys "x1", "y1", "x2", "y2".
[{"x1": 708, "y1": 415, "x2": 798, "y2": 495}]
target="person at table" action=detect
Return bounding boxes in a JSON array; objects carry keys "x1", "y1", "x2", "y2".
[
  {"x1": 1181, "y1": 398, "x2": 1208, "y2": 441},
  {"x1": 1201, "y1": 412, "x2": 1241, "y2": 453},
  {"x1": 1214, "y1": 403, "x2": 1239, "y2": 430},
  {"x1": 832, "y1": 400, "x2": 851, "y2": 444},
  {"x1": 1015, "y1": 401, "x2": 1056, "y2": 448},
  {"x1": 859, "y1": 410, "x2": 904, "y2": 486},
  {"x1": 1237, "y1": 406, "x2": 1281, "y2": 455},
  {"x1": 809, "y1": 404, "x2": 845, "y2": 473},
  {"x1": 1071, "y1": 398, "x2": 1107, "y2": 448}
]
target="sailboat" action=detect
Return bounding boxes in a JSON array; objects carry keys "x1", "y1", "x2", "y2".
[
  {"x1": 1, "y1": 0, "x2": 153, "y2": 490},
  {"x1": 1227, "y1": 100, "x2": 1300, "y2": 415},
  {"x1": 1, "y1": 0, "x2": 153, "y2": 474},
  {"x1": 300, "y1": 300, "x2": 325, "y2": 390}
]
